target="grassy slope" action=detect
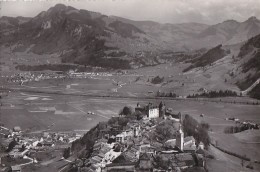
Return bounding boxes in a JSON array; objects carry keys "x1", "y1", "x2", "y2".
[
  {"x1": 210, "y1": 131, "x2": 260, "y2": 161},
  {"x1": 183, "y1": 44, "x2": 228, "y2": 72},
  {"x1": 236, "y1": 34, "x2": 260, "y2": 91},
  {"x1": 249, "y1": 83, "x2": 260, "y2": 99}
]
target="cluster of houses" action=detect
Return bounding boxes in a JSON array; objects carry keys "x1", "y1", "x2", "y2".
[
  {"x1": 2, "y1": 72, "x2": 66, "y2": 85},
  {"x1": 225, "y1": 118, "x2": 259, "y2": 130},
  {"x1": 67, "y1": 71, "x2": 112, "y2": 79},
  {"x1": 0, "y1": 126, "x2": 80, "y2": 171},
  {"x1": 1, "y1": 71, "x2": 117, "y2": 86},
  {"x1": 238, "y1": 121, "x2": 259, "y2": 130},
  {"x1": 72, "y1": 102, "x2": 206, "y2": 172}
]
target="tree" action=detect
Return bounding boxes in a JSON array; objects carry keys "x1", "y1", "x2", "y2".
[
  {"x1": 63, "y1": 147, "x2": 71, "y2": 159},
  {"x1": 119, "y1": 106, "x2": 133, "y2": 116},
  {"x1": 134, "y1": 111, "x2": 144, "y2": 120},
  {"x1": 6, "y1": 140, "x2": 17, "y2": 152},
  {"x1": 201, "y1": 122, "x2": 210, "y2": 130},
  {"x1": 155, "y1": 120, "x2": 177, "y2": 142}
]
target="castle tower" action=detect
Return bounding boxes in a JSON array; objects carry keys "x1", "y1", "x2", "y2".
[{"x1": 159, "y1": 101, "x2": 165, "y2": 118}]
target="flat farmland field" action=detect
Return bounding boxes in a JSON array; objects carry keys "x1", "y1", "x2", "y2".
[
  {"x1": 22, "y1": 77, "x2": 116, "y2": 95},
  {"x1": 165, "y1": 100, "x2": 260, "y2": 132},
  {"x1": 1, "y1": 90, "x2": 260, "y2": 133},
  {"x1": 1, "y1": 83, "x2": 260, "y2": 169},
  {"x1": 1, "y1": 91, "x2": 135, "y2": 132}
]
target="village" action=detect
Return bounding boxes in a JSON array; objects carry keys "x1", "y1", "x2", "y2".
[
  {"x1": 0, "y1": 71, "x2": 117, "y2": 85},
  {"x1": 0, "y1": 124, "x2": 81, "y2": 172},
  {"x1": 64, "y1": 102, "x2": 209, "y2": 172}
]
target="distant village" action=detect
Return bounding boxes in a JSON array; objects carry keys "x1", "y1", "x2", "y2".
[{"x1": 1, "y1": 71, "x2": 116, "y2": 85}]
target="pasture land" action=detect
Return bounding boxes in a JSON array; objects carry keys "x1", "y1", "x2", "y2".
[{"x1": 1, "y1": 89, "x2": 259, "y2": 134}]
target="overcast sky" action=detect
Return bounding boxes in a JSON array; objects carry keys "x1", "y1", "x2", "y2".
[{"x1": 1, "y1": 0, "x2": 260, "y2": 24}]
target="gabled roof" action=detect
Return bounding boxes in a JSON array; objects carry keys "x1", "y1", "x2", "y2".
[
  {"x1": 11, "y1": 166, "x2": 21, "y2": 170},
  {"x1": 106, "y1": 161, "x2": 136, "y2": 167},
  {"x1": 151, "y1": 141, "x2": 163, "y2": 148},
  {"x1": 175, "y1": 153, "x2": 194, "y2": 162},
  {"x1": 184, "y1": 143, "x2": 196, "y2": 151},
  {"x1": 112, "y1": 153, "x2": 130, "y2": 163},
  {"x1": 184, "y1": 136, "x2": 195, "y2": 143},
  {"x1": 90, "y1": 156, "x2": 102, "y2": 163},
  {"x1": 139, "y1": 153, "x2": 150, "y2": 160}
]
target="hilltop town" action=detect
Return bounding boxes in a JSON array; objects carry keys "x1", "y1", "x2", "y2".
[
  {"x1": 1, "y1": 2, "x2": 260, "y2": 172},
  {"x1": 60, "y1": 102, "x2": 210, "y2": 172},
  {"x1": 0, "y1": 102, "x2": 211, "y2": 172}
]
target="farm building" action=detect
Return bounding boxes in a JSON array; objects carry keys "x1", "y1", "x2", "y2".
[
  {"x1": 13, "y1": 126, "x2": 21, "y2": 132},
  {"x1": 11, "y1": 166, "x2": 21, "y2": 172}
]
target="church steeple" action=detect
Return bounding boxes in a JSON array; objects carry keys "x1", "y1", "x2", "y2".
[{"x1": 176, "y1": 112, "x2": 184, "y2": 151}]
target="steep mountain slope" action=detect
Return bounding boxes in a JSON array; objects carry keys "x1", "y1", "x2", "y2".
[
  {"x1": 113, "y1": 16, "x2": 260, "y2": 51},
  {"x1": 185, "y1": 17, "x2": 260, "y2": 50},
  {"x1": 111, "y1": 16, "x2": 209, "y2": 51},
  {"x1": 1, "y1": 4, "x2": 260, "y2": 70},
  {"x1": 183, "y1": 44, "x2": 229, "y2": 72},
  {"x1": 0, "y1": 16, "x2": 31, "y2": 30},
  {"x1": 235, "y1": 34, "x2": 260, "y2": 91},
  {"x1": 0, "y1": 4, "x2": 166, "y2": 69},
  {"x1": 227, "y1": 17, "x2": 260, "y2": 45}
]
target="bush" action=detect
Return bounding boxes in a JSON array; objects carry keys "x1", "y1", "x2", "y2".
[{"x1": 246, "y1": 164, "x2": 254, "y2": 169}]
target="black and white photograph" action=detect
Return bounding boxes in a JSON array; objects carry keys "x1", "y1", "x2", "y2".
[{"x1": 0, "y1": 0, "x2": 260, "y2": 171}]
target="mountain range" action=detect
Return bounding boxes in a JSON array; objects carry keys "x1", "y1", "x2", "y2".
[{"x1": 1, "y1": 4, "x2": 260, "y2": 69}]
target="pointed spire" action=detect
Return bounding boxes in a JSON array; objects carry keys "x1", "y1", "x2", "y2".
[{"x1": 178, "y1": 112, "x2": 182, "y2": 122}]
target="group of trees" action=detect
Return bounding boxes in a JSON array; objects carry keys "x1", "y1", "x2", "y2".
[
  {"x1": 187, "y1": 90, "x2": 238, "y2": 98},
  {"x1": 63, "y1": 147, "x2": 71, "y2": 159},
  {"x1": 182, "y1": 115, "x2": 210, "y2": 149},
  {"x1": 151, "y1": 76, "x2": 164, "y2": 84},
  {"x1": 156, "y1": 91, "x2": 177, "y2": 98},
  {"x1": 224, "y1": 123, "x2": 259, "y2": 134},
  {"x1": 155, "y1": 120, "x2": 178, "y2": 142},
  {"x1": 249, "y1": 83, "x2": 260, "y2": 100}
]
